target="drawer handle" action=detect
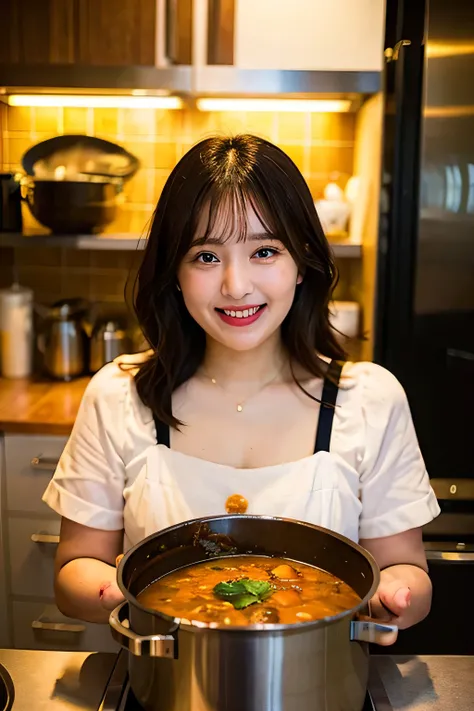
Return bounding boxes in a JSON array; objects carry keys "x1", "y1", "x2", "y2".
[
  {"x1": 31, "y1": 620, "x2": 85, "y2": 634},
  {"x1": 31, "y1": 533, "x2": 60, "y2": 544},
  {"x1": 425, "y1": 550, "x2": 474, "y2": 562},
  {"x1": 30, "y1": 457, "x2": 59, "y2": 472},
  {"x1": 30, "y1": 456, "x2": 59, "y2": 471}
]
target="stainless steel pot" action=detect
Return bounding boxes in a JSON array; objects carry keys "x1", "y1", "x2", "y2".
[
  {"x1": 90, "y1": 319, "x2": 130, "y2": 373},
  {"x1": 22, "y1": 176, "x2": 122, "y2": 234},
  {"x1": 110, "y1": 515, "x2": 397, "y2": 711},
  {"x1": 20, "y1": 134, "x2": 140, "y2": 235}
]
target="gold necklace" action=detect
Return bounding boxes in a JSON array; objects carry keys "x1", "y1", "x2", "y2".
[{"x1": 205, "y1": 371, "x2": 281, "y2": 412}]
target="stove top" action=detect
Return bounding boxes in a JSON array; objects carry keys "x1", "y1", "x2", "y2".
[
  {"x1": 2, "y1": 647, "x2": 473, "y2": 711},
  {"x1": 101, "y1": 651, "x2": 393, "y2": 711},
  {"x1": 115, "y1": 686, "x2": 380, "y2": 711}
]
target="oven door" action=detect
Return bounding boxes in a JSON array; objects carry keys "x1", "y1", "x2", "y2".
[
  {"x1": 373, "y1": 479, "x2": 474, "y2": 655},
  {"x1": 372, "y1": 541, "x2": 474, "y2": 656}
]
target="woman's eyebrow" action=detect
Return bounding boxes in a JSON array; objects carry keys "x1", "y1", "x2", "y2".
[{"x1": 190, "y1": 232, "x2": 278, "y2": 247}]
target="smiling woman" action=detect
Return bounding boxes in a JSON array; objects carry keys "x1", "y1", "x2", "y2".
[
  {"x1": 176, "y1": 204, "x2": 304, "y2": 361},
  {"x1": 133, "y1": 134, "x2": 342, "y2": 427},
  {"x1": 43, "y1": 135, "x2": 439, "y2": 644}
]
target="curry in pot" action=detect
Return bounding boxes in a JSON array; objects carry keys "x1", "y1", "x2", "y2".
[{"x1": 137, "y1": 556, "x2": 361, "y2": 626}]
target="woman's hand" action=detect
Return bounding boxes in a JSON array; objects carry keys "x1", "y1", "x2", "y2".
[
  {"x1": 54, "y1": 520, "x2": 125, "y2": 623},
  {"x1": 99, "y1": 554, "x2": 125, "y2": 612},
  {"x1": 361, "y1": 528, "x2": 432, "y2": 646},
  {"x1": 365, "y1": 565, "x2": 431, "y2": 646},
  {"x1": 370, "y1": 577, "x2": 411, "y2": 624},
  {"x1": 99, "y1": 580, "x2": 125, "y2": 611},
  {"x1": 363, "y1": 574, "x2": 412, "y2": 647}
]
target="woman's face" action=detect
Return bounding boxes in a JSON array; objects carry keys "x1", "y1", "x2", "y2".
[{"x1": 177, "y1": 203, "x2": 302, "y2": 352}]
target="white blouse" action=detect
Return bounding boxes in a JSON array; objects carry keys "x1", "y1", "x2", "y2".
[{"x1": 42, "y1": 355, "x2": 440, "y2": 549}]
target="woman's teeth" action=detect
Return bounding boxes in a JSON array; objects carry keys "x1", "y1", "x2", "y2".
[{"x1": 223, "y1": 306, "x2": 261, "y2": 318}]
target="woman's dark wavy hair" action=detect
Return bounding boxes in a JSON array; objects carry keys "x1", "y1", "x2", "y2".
[{"x1": 133, "y1": 134, "x2": 345, "y2": 428}]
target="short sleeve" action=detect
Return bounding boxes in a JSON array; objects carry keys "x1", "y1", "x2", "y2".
[
  {"x1": 357, "y1": 364, "x2": 440, "y2": 539},
  {"x1": 42, "y1": 363, "x2": 128, "y2": 530}
]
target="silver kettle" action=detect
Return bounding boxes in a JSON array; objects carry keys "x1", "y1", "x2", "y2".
[
  {"x1": 37, "y1": 298, "x2": 89, "y2": 381},
  {"x1": 90, "y1": 318, "x2": 130, "y2": 373}
]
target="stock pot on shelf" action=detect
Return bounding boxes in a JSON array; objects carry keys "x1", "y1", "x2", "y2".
[
  {"x1": 110, "y1": 515, "x2": 396, "y2": 711},
  {"x1": 20, "y1": 135, "x2": 139, "y2": 234}
]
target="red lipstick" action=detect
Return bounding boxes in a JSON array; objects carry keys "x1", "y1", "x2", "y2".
[{"x1": 215, "y1": 304, "x2": 266, "y2": 327}]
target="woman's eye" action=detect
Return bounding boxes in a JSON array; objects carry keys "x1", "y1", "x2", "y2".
[
  {"x1": 196, "y1": 252, "x2": 219, "y2": 264},
  {"x1": 254, "y1": 247, "x2": 278, "y2": 260}
]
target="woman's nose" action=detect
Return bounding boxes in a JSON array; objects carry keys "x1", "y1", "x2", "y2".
[{"x1": 221, "y1": 261, "x2": 253, "y2": 300}]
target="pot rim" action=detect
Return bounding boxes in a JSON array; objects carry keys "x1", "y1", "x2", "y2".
[{"x1": 117, "y1": 514, "x2": 380, "y2": 634}]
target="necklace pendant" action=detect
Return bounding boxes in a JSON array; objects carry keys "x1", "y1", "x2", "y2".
[{"x1": 236, "y1": 404, "x2": 243, "y2": 412}]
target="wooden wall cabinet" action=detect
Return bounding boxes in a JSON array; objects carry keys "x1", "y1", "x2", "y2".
[{"x1": 0, "y1": 0, "x2": 192, "y2": 67}]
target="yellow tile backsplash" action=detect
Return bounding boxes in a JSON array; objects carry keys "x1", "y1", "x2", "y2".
[
  {"x1": 93, "y1": 107, "x2": 119, "y2": 136},
  {"x1": 277, "y1": 113, "x2": 307, "y2": 142},
  {"x1": 1, "y1": 104, "x2": 355, "y2": 236},
  {"x1": 63, "y1": 107, "x2": 88, "y2": 134},
  {"x1": 0, "y1": 102, "x2": 358, "y2": 320},
  {"x1": 34, "y1": 107, "x2": 63, "y2": 133}
]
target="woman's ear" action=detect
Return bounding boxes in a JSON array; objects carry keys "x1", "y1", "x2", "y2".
[{"x1": 296, "y1": 274, "x2": 303, "y2": 285}]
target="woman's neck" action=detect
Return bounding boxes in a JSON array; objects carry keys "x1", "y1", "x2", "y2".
[{"x1": 200, "y1": 331, "x2": 290, "y2": 389}]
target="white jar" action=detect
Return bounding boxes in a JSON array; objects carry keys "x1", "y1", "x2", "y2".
[
  {"x1": 0, "y1": 284, "x2": 34, "y2": 378},
  {"x1": 329, "y1": 301, "x2": 360, "y2": 340}
]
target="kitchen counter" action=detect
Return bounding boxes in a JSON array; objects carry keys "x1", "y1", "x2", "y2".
[
  {"x1": 0, "y1": 649, "x2": 115, "y2": 711},
  {"x1": 371, "y1": 655, "x2": 474, "y2": 710},
  {"x1": 0, "y1": 376, "x2": 90, "y2": 435},
  {"x1": 0, "y1": 650, "x2": 472, "y2": 711}
]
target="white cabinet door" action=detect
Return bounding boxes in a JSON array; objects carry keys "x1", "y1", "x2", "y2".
[
  {"x1": 8, "y1": 516, "x2": 61, "y2": 599},
  {"x1": 234, "y1": 0, "x2": 386, "y2": 71},
  {"x1": 12, "y1": 601, "x2": 119, "y2": 652},
  {"x1": 4, "y1": 434, "x2": 67, "y2": 514}
]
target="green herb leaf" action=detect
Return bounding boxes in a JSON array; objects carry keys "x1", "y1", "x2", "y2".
[
  {"x1": 241, "y1": 580, "x2": 272, "y2": 598},
  {"x1": 214, "y1": 580, "x2": 248, "y2": 598},
  {"x1": 233, "y1": 594, "x2": 259, "y2": 609},
  {"x1": 213, "y1": 579, "x2": 274, "y2": 610}
]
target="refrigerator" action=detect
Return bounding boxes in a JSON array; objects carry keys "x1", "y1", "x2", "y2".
[{"x1": 372, "y1": 0, "x2": 474, "y2": 654}]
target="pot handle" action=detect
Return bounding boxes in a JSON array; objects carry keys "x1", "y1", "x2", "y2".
[
  {"x1": 20, "y1": 175, "x2": 33, "y2": 204},
  {"x1": 109, "y1": 602, "x2": 176, "y2": 659},
  {"x1": 350, "y1": 620, "x2": 398, "y2": 646}
]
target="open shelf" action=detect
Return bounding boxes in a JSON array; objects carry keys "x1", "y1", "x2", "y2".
[{"x1": 0, "y1": 232, "x2": 362, "y2": 257}]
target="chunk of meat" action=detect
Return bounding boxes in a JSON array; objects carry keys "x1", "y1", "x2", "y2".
[
  {"x1": 271, "y1": 564, "x2": 299, "y2": 581},
  {"x1": 249, "y1": 607, "x2": 280, "y2": 624},
  {"x1": 270, "y1": 589, "x2": 301, "y2": 607}
]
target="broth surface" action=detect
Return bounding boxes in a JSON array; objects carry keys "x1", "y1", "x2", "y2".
[{"x1": 137, "y1": 555, "x2": 361, "y2": 626}]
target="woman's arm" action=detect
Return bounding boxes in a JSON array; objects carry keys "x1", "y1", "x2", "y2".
[
  {"x1": 54, "y1": 518, "x2": 125, "y2": 624},
  {"x1": 360, "y1": 526, "x2": 432, "y2": 633}
]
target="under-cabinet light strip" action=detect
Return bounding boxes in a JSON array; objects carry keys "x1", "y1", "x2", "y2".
[
  {"x1": 196, "y1": 98, "x2": 351, "y2": 113},
  {"x1": 7, "y1": 95, "x2": 183, "y2": 109}
]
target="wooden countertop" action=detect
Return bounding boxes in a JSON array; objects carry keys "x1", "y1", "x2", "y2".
[{"x1": 0, "y1": 376, "x2": 90, "y2": 435}]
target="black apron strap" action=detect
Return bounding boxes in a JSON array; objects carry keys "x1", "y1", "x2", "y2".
[
  {"x1": 314, "y1": 360, "x2": 343, "y2": 453},
  {"x1": 153, "y1": 414, "x2": 170, "y2": 448}
]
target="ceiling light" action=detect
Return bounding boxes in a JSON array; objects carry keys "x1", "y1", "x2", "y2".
[
  {"x1": 196, "y1": 98, "x2": 351, "y2": 113},
  {"x1": 7, "y1": 95, "x2": 183, "y2": 109}
]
